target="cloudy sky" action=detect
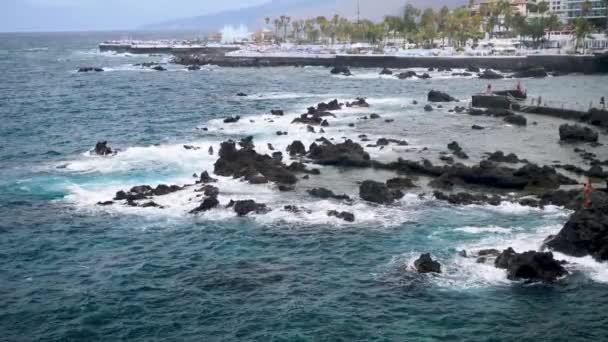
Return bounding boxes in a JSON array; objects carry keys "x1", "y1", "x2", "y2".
[
  {"x1": 1, "y1": 0, "x2": 269, "y2": 32},
  {"x1": 1, "y1": 0, "x2": 462, "y2": 32}
]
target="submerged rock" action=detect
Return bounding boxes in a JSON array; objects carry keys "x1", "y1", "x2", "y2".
[
  {"x1": 380, "y1": 67, "x2": 393, "y2": 75},
  {"x1": 327, "y1": 210, "x2": 355, "y2": 222},
  {"x1": 487, "y1": 151, "x2": 525, "y2": 163},
  {"x1": 190, "y1": 196, "x2": 219, "y2": 213},
  {"x1": 479, "y1": 69, "x2": 504, "y2": 79},
  {"x1": 397, "y1": 71, "x2": 417, "y2": 79},
  {"x1": 330, "y1": 65, "x2": 352, "y2": 76},
  {"x1": 386, "y1": 177, "x2": 416, "y2": 189},
  {"x1": 434, "y1": 191, "x2": 501, "y2": 206},
  {"x1": 414, "y1": 253, "x2": 442, "y2": 274},
  {"x1": 308, "y1": 188, "x2": 351, "y2": 201},
  {"x1": 223, "y1": 116, "x2": 241, "y2": 123},
  {"x1": 346, "y1": 97, "x2": 369, "y2": 108},
  {"x1": 503, "y1": 114, "x2": 527, "y2": 126},
  {"x1": 513, "y1": 67, "x2": 548, "y2": 78}
]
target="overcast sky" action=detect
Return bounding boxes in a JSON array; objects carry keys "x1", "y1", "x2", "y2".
[
  {"x1": 1, "y1": 0, "x2": 462, "y2": 32},
  {"x1": 0, "y1": 0, "x2": 269, "y2": 32}
]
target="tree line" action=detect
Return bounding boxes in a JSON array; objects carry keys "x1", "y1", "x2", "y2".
[{"x1": 262, "y1": 0, "x2": 606, "y2": 52}]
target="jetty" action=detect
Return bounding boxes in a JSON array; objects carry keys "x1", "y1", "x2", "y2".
[
  {"x1": 471, "y1": 94, "x2": 608, "y2": 128},
  {"x1": 99, "y1": 41, "x2": 239, "y2": 55}
]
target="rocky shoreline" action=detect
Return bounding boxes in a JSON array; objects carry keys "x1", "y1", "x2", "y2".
[{"x1": 91, "y1": 91, "x2": 608, "y2": 284}]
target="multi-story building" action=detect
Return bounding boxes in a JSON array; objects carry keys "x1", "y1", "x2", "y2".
[{"x1": 564, "y1": 0, "x2": 607, "y2": 24}]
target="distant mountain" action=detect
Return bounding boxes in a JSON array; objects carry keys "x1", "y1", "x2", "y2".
[
  {"x1": 143, "y1": 0, "x2": 468, "y2": 31},
  {"x1": 143, "y1": 0, "x2": 334, "y2": 31}
]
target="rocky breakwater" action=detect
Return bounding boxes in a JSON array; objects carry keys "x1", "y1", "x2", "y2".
[{"x1": 546, "y1": 202, "x2": 608, "y2": 261}]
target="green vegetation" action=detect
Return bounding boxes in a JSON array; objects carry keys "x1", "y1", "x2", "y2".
[{"x1": 261, "y1": 1, "x2": 602, "y2": 53}]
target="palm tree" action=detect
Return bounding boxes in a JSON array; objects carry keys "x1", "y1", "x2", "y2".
[
  {"x1": 402, "y1": 4, "x2": 421, "y2": 45},
  {"x1": 383, "y1": 15, "x2": 403, "y2": 45},
  {"x1": 419, "y1": 8, "x2": 437, "y2": 47},
  {"x1": 273, "y1": 18, "x2": 281, "y2": 42},
  {"x1": 436, "y1": 6, "x2": 450, "y2": 46},
  {"x1": 292, "y1": 20, "x2": 301, "y2": 42},
  {"x1": 316, "y1": 16, "x2": 329, "y2": 43},
  {"x1": 572, "y1": 17, "x2": 593, "y2": 53}
]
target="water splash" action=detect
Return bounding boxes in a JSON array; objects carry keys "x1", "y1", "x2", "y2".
[{"x1": 220, "y1": 24, "x2": 250, "y2": 44}]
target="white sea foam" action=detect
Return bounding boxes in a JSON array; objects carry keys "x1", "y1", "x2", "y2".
[{"x1": 454, "y1": 225, "x2": 516, "y2": 234}]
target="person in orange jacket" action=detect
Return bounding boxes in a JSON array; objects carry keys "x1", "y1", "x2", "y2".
[{"x1": 583, "y1": 179, "x2": 593, "y2": 208}]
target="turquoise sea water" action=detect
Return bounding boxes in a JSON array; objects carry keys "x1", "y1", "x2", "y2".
[{"x1": 2, "y1": 32, "x2": 608, "y2": 341}]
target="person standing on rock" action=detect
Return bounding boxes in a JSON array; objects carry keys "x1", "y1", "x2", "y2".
[
  {"x1": 601, "y1": 96, "x2": 605, "y2": 109},
  {"x1": 583, "y1": 179, "x2": 594, "y2": 208},
  {"x1": 486, "y1": 84, "x2": 492, "y2": 95}
]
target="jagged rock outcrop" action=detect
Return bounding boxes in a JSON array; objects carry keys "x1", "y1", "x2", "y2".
[
  {"x1": 94, "y1": 141, "x2": 113, "y2": 156},
  {"x1": 214, "y1": 140, "x2": 297, "y2": 185},
  {"x1": 231, "y1": 200, "x2": 268, "y2": 216},
  {"x1": 434, "y1": 191, "x2": 501, "y2": 206},
  {"x1": 414, "y1": 253, "x2": 442, "y2": 274},
  {"x1": 287, "y1": 140, "x2": 306, "y2": 156},
  {"x1": 546, "y1": 205, "x2": 608, "y2": 261},
  {"x1": 308, "y1": 139, "x2": 371, "y2": 167},
  {"x1": 359, "y1": 180, "x2": 404, "y2": 204},
  {"x1": 494, "y1": 248, "x2": 567, "y2": 282},
  {"x1": 327, "y1": 210, "x2": 355, "y2": 222}
]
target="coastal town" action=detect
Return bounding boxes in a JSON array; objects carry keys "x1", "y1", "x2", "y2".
[{"x1": 100, "y1": 0, "x2": 608, "y2": 57}]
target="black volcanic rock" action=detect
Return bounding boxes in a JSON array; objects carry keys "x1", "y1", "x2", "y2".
[
  {"x1": 428, "y1": 90, "x2": 457, "y2": 102},
  {"x1": 559, "y1": 124, "x2": 599, "y2": 143},
  {"x1": 494, "y1": 248, "x2": 567, "y2": 282},
  {"x1": 214, "y1": 140, "x2": 297, "y2": 185},
  {"x1": 94, "y1": 141, "x2": 113, "y2": 156},
  {"x1": 359, "y1": 180, "x2": 403, "y2": 204},
  {"x1": 307, "y1": 188, "x2": 351, "y2": 201},
  {"x1": 479, "y1": 69, "x2": 504, "y2": 79},
  {"x1": 327, "y1": 210, "x2": 355, "y2": 222},
  {"x1": 287, "y1": 140, "x2": 306, "y2": 156},
  {"x1": 308, "y1": 140, "x2": 371, "y2": 167},
  {"x1": 380, "y1": 67, "x2": 393, "y2": 75},
  {"x1": 546, "y1": 205, "x2": 608, "y2": 261},
  {"x1": 513, "y1": 67, "x2": 548, "y2": 78},
  {"x1": 233, "y1": 200, "x2": 268, "y2": 216},
  {"x1": 414, "y1": 253, "x2": 441, "y2": 273}
]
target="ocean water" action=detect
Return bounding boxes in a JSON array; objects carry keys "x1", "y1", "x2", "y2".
[{"x1": 2, "y1": 32, "x2": 608, "y2": 341}]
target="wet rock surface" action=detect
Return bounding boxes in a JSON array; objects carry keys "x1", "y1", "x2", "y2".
[
  {"x1": 359, "y1": 180, "x2": 404, "y2": 204},
  {"x1": 214, "y1": 140, "x2": 297, "y2": 185},
  {"x1": 494, "y1": 248, "x2": 567, "y2": 282},
  {"x1": 559, "y1": 124, "x2": 599, "y2": 143},
  {"x1": 414, "y1": 253, "x2": 441, "y2": 274}
]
